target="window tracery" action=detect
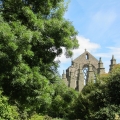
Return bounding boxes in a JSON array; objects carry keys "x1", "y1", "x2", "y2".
[{"x1": 83, "y1": 65, "x2": 88, "y2": 85}]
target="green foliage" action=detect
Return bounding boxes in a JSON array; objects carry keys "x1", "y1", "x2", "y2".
[
  {"x1": 29, "y1": 114, "x2": 44, "y2": 120},
  {"x1": 0, "y1": 1, "x2": 80, "y2": 119},
  {"x1": 1, "y1": 1, "x2": 120, "y2": 119},
  {"x1": 48, "y1": 82, "x2": 78, "y2": 119},
  {"x1": 74, "y1": 65, "x2": 120, "y2": 120},
  {"x1": 0, "y1": 90, "x2": 20, "y2": 120},
  {"x1": 0, "y1": 0, "x2": 79, "y2": 118},
  {"x1": 52, "y1": 118, "x2": 68, "y2": 120},
  {"x1": 107, "y1": 64, "x2": 120, "y2": 105},
  {"x1": 29, "y1": 114, "x2": 68, "y2": 120},
  {"x1": 92, "y1": 105, "x2": 120, "y2": 120}
]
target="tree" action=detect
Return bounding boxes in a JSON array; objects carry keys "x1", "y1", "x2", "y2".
[
  {"x1": 48, "y1": 82, "x2": 78, "y2": 119},
  {"x1": 0, "y1": 0, "x2": 79, "y2": 117},
  {"x1": 107, "y1": 64, "x2": 120, "y2": 105},
  {"x1": 74, "y1": 67, "x2": 120, "y2": 120},
  {"x1": 74, "y1": 79, "x2": 109, "y2": 120}
]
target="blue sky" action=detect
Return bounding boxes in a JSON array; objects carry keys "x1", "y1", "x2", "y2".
[{"x1": 56, "y1": 0, "x2": 120, "y2": 75}]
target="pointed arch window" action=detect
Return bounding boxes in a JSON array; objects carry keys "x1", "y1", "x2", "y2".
[{"x1": 83, "y1": 65, "x2": 89, "y2": 85}]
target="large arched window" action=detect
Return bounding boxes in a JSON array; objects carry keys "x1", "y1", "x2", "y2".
[
  {"x1": 82, "y1": 64, "x2": 97, "y2": 85},
  {"x1": 82, "y1": 65, "x2": 89, "y2": 85}
]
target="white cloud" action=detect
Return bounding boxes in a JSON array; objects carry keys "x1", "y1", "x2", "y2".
[
  {"x1": 72, "y1": 36, "x2": 100, "y2": 59},
  {"x1": 61, "y1": 0, "x2": 120, "y2": 75},
  {"x1": 55, "y1": 36, "x2": 120, "y2": 75},
  {"x1": 95, "y1": 47, "x2": 120, "y2": 59},
  {"x1": 55, "y1": 36, "x2": 100, "y2": 63},
  {"x1": 55, "y1": 36, "x2": 100, "y2": 75}
]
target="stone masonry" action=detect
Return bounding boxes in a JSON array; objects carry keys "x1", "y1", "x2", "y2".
[{"x1": 62, "y1": 49, "x2": 116, "y2": 92}]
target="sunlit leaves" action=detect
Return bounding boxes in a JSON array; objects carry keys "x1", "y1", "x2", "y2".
[
  {"x1": 0, "y1": 91, "x2": 20, "y2": 120},
  {"x1": 0, "y1": 0, "x2": 79, "y2": 118}
]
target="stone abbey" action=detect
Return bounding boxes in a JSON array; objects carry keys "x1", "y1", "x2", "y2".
[{"x1": 62, "y1": 49, "x2": 116, "y2": 91}]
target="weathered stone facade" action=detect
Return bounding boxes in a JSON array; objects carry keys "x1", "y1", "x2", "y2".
[{"x1": 62, "y1": 49, "x2": 116, "y2": 91}]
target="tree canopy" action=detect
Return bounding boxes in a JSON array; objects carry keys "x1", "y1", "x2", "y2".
[
  {"x1": 0, "y1": 0, "x2": 80, "y2": 119},
  {"x1": 0, "y1": 0, "x2": 79, "y2": 100},
  {"x1": 73, "y1": 65, "x2": 120, "y2": 120}
]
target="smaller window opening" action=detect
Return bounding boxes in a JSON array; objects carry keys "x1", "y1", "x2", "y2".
[{"x1": 86, "y1": 54, "x2": 89, "y2": 60}]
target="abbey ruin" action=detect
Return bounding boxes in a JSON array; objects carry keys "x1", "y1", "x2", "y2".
[{"x1": 62, "y1": 49, "x2": 116, "y2": 91}]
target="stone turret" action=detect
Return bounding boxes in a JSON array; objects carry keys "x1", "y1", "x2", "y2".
[
  {"x1": 98, "y1": 57, "x2": 105, "y2": 74},
  {"x1": 62, "y1": 70, "x2": 66, "y2": 79},
  {"x1": 71, "y1": 60, "x2": 74, "y2": 66},
  {"x1": 62, "y1": 70, "x2": 68, "y2": 86},
  {"x1": 78, "y1": 64, "x2": 84, "y2": 91},
  {"x1": 109, "y1": 55, "x2": 116, "y2": 72},
  {"x1": 87, "y1": 62, "x2": 94, "y2": 83}
]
